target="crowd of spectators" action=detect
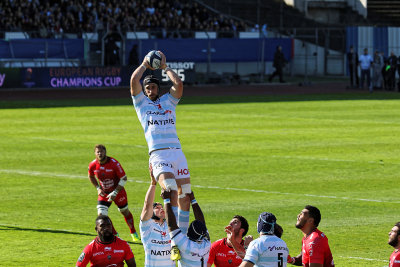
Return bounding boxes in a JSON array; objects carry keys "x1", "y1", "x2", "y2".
[{"x1": 0, "y1": 0, "x2": 250, "y2": 38}]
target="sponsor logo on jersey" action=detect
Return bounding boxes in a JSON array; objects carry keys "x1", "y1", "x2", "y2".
[
  {"x1": 147, "y1": 118, "x2": 175, "y2": 126},
  {"x1": 155, "y1": 163, "x2": 173, "y2": 169},
  {"x1": 151, "y1": 239, "x2": 171, "y2": 245},
  {"x1": 93, "y1": 252, "x2": 104, "y2": 257},
  {"x1": 114, "y1": 250, "x2": 124, "y2": 253},
  {"x1": 151, "y1": 249, "x2": 171, "y2": 256},
  {"x1": 153, "y1": 228, "x2": 168, "y2": 238},
  {"x1": 105, "y1": 247, "x2": 112, "y2": 251},
  {"x1": 146, "y1": 110, "x2": 172, "y2": 116},
  {"x1": 268, "y1": 245, "x2": 289, "y2": 252},
  {"x1": 177, "y1": 168, "x2": 189, "y2": 175},
  {"x1": 78, "y1": 252, "x2": 85, "y2": 262}
]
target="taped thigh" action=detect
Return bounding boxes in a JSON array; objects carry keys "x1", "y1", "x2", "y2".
[
  {"x1": 163, "y1": 178, "x2": 178, "y2": 192},
  {"x1": 179, "y1": 183, "x2": 191, "y2": 197}
]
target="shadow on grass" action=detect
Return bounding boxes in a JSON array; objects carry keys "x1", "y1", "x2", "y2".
[
  {"x1": 0, "y1": 224, "x2": 94, "y2": 236},
  {"x1": 1, "y1": 92, "x2": 400, "y2": 109},
  {"x1": 0, "y1": 225, "x2": 144, "y2": 246}
]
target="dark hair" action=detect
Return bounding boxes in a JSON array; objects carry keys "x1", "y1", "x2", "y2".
[
  {"x1": 96, "y1": 214, "x2": 111, "y2": 224},
  {"x1": 395, "y1": 222, "x2": 400, "y2": 233},
  {"x1": 305, "y1": 205, "x2": 321, "y2": 227},
  {"x1": 233, "y1": 215, "x2": 249, "y2": 236},
  {"x1": 274, "y1": 223, "x2": 283, "y2": 238},
  {"x1": 94, "y1": 144, "x2": 106, "y2": 152}
]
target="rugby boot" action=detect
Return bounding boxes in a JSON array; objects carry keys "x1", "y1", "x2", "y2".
[{"x1": 170, "y1": 245, "x2": 181, "y2": 261}]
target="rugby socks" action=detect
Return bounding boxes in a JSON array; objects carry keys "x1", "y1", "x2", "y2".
[
  {"x1": 178, "y1": 209, "x2": 190, "y2": 235},
  {"x1": 124, "y1": 212, "x2": 136, "y2": 234}
]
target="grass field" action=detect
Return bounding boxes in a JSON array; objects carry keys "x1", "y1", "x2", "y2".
[{"x1": 1, "y1": 91, "x2": 400, "y2": 266}]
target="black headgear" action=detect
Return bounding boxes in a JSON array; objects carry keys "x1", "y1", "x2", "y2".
[
  {"x1": 257, "y1": 212, "x2": 276, "y2": 234},
  {"x1": 151, "y1": 202, "x2": 162, "y2": 220},
  {"x1": 143, "y1": 75, "x2": 160, "y2": 99},
  {"x1": 187, "y1": 220, "x2": 208, "y2": 242}
]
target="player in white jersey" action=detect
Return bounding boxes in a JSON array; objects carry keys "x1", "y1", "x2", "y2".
[
  {"x1": 161, "y1": 189, "x2": 211, "y2": 267},
  {"x1": 239, "y1": 212, "x2": 289, "y2": 267},
  {"x1": 140, "y1": 165, "x2": 175, "y2": 267},
  {"x1": 130, "y1": 51, "x2": 191, "y2": 245}
]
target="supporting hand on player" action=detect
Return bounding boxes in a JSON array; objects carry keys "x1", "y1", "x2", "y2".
[
  {"x1": 149, "y1": 164, "x2": 157, "y2": 185},
  {"x1": 160, "y1": 189, "x2": 171, "y2": 200}
]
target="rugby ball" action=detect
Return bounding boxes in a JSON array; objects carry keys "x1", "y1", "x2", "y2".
[{"x1": 145, "y1": 50, "x2": 162, "y2": 69}]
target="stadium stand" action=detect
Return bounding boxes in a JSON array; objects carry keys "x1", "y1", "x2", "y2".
[{"x1": 367, "y1": 0, "x2": 400, "y2": 26}]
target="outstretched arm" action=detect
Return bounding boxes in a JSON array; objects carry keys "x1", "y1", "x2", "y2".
[
  {"x1": 159, "y1": 51, "x2": 183, "y2": 99},
  {"x1": 160, "y1": 190, "x2": 179, "y2": 232},
  {"x1": 130, "y1": 56, "x2": 154, "y2": 96},
  {"x1": 141, "y1": 165, "x2": 158, "y2": 221},
  {"x1": 187, "y1": 191, "x2": 205, "y2": 225}
]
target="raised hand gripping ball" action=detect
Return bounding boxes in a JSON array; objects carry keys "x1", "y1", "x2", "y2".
[{"x1": 145, "y1": 50, "x2": 162, "y2": 69}]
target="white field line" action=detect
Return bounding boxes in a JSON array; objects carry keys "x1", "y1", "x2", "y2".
[
  {"x1": 1, "y1": 169, "x2": 400, "y2": 204},
  {"x1": 29, "y1": 137, "x2": 147, "y2": 148},
  {"x1": 271, "y1": 155, "x2": 393, "y2": 165},
  {"x1": 338, "y1": 255, "x2": 388, "y2": 263},
  {"x1": 0, "y1": 221, "x2": 390, "y2": 263}
]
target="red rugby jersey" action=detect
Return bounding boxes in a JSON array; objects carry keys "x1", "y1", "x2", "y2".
[
  {"x1": 208, "y1": 238, "x2": 243, "y2": 267},
  {"x1": 76, "y1": 236, "x2": 134, "y2": 267},
  {"x1": 302, "y1": 229, "x2": 334, "y2": 267},
  {"x1": 390, "y1": 249, "x2": 400, "y2": 267},
  {"x1": 88, "y1": 157, "x2": 125, "y2": 193}
]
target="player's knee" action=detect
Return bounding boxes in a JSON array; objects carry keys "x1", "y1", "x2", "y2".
[
  {"x1": 163, "y1": 178, "x2": 178, "y2": 192},
  {"x1": 97, "y1": 205, "x2": 109, "y2": 216}
]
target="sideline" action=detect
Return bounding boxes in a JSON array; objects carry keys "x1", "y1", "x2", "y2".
[{"x1": 1, "y1": 168, "x2": 400, "y2": 204}]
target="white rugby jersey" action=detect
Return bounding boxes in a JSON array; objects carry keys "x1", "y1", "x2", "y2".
[
  {"x1": 170, "y1": 229, "x2": 211, "y2": 267},
  {"x1": 132, "y1": 92, "x2": 181, "y2": 153},
  {"x1": 243, "y1": 235, "x2": 289, "y2": 267},
  {"x1": 140, "y1": 219, "x2": 175, "y2": 267}
]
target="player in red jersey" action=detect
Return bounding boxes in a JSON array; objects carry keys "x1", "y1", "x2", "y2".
[
  {"x1": 289, "y1": 205, "x2": 334, "y2": 267},
  {"x1": 207, "y1": 215, "x2": 252, "y2": 267},
  {"x1": 88, "y1": 144, "x2": 140, "y2": 242},
  {"x1": 388, "y1": 222, "x2": 400, "y2": 267},
  {"x1": 76, "y1": 215, "x2": 136, "y2": 267}
]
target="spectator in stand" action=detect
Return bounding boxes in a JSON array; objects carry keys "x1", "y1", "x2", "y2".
[
  {"x1": 372, "y1": 50, "x2": 384, "y2": 90},
  {"x1": 0, "y1": 0, "x2": 249, "y2": 38},
  {"x1": 359, "y1": 48, "x2": 374, "y2": 92},
  {"x1": 347, "y1": 45, "x2": 359, "y2": 89},
  {"x1": 388, "y1": 51, "x2": 398, "y2": 91}
]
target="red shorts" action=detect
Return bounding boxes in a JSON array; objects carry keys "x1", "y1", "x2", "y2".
[{"x1": 98, "y1": 188, "x2": 128, "y2": 209}]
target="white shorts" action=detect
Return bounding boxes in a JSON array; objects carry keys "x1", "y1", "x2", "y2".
[{"x1": 149, "y1": 148, "x2": 190, "y2": 180}]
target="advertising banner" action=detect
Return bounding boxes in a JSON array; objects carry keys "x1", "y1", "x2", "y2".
[{"x1": 0, "y1": 64, "x2": 196, "y2": 89}]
